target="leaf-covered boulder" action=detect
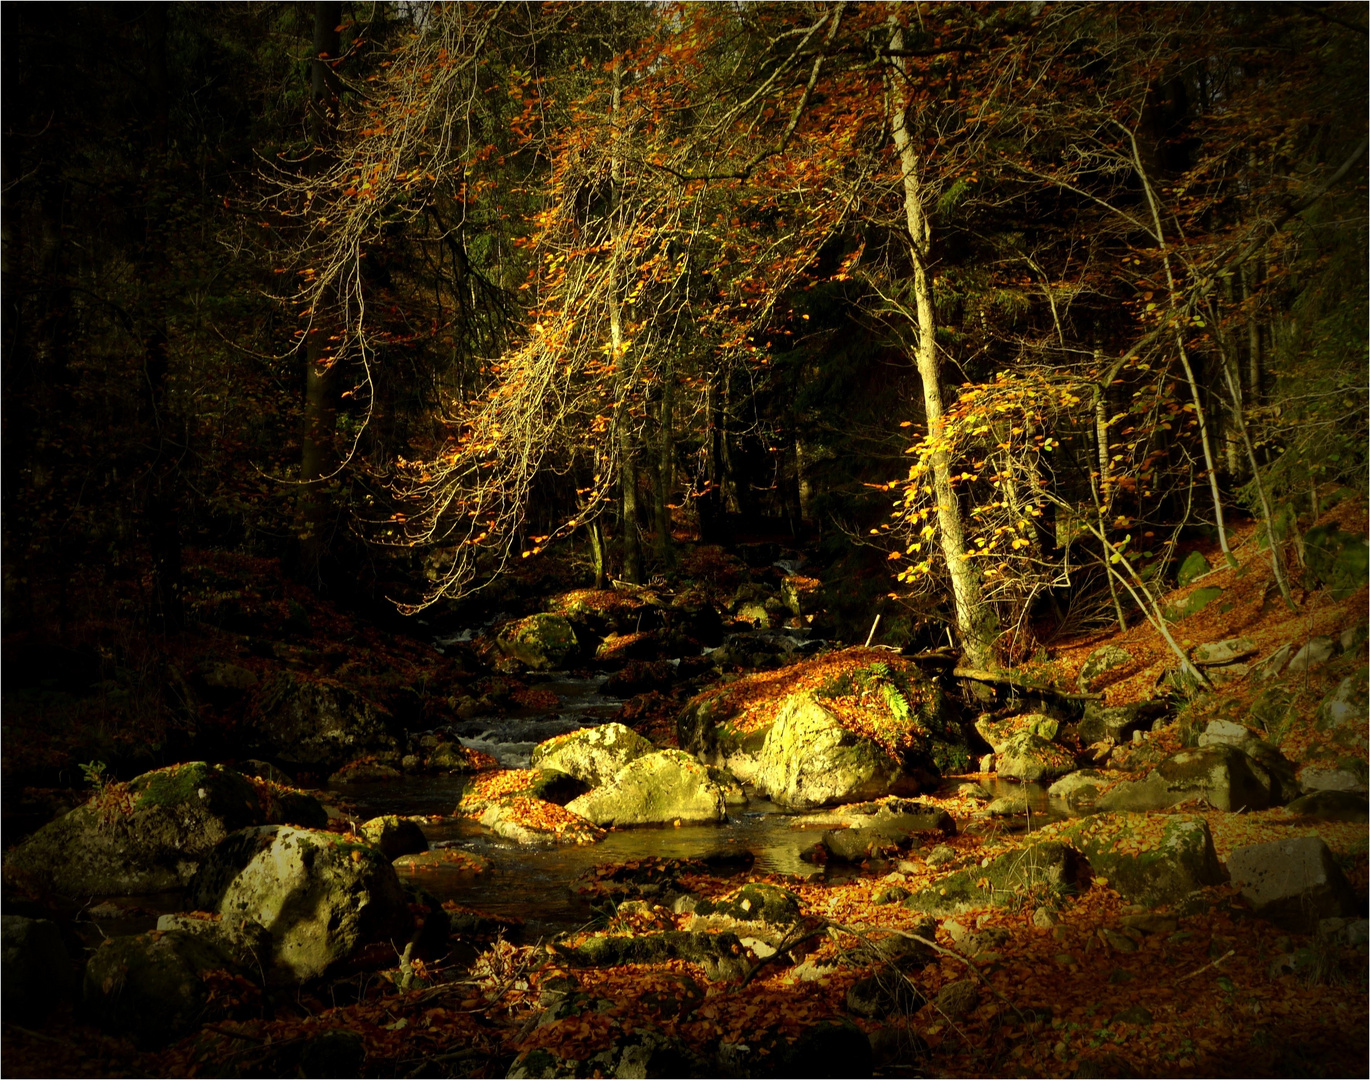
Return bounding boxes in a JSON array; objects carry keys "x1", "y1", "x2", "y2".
[
  {"x1": 252, "y1": 671, "x2": 399, "y2": 772},
  {"x1": 751, "y1": 694, "x2": 914, "y2": 810},
  {"x1": 83, "y1": 929, "x2": 247, "y2": 1047},
  {"x1": 1097, "y1": 744, "x2": 1274, "y2": 813},
  {"x1": 497, "y1": 613, "x2": 580, "y2": 670},
  {"x1": 566, "y1": 750, "x2": 727, "y2": 827},
  {"x1": 3, "y1": 762, "x2": 270, "y2": 897},
  {"x1": 189, "y1": 825, "x2": 410, "y2": 982},
  {"x1": 531, "y1": 723, "x2": 654, "y2": 788},
  {"x1": 1049, "y1": 813, "x2": 1225, "y2": 908},
  {"x1": 974, "y1": 713, "x2": 1059, "y2": 754},
  {"x1": 1078, "y1": 700, "x2": 1167, "y2": 745},
  {"x1": 995, "y1": 731, "x2": 1077, "y2": 783}
]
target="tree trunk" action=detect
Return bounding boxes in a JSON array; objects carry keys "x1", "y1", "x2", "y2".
[
  {"x1": 607, "y1": 57, "x2": 641, "y2": 584},
  {"x1": 888, "y1": 22, "x2": 995, "y2": 671},
  {"x1": 297, "y1": 2, "x2": 342, "y2": 588},
  {"x1": 654, "y1": 370, "x2": 673, "y2": 565}
]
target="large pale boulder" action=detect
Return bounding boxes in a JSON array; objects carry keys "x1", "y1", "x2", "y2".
[
  {"x1": 3, "y1": 762, "x2": 271, "y2": 897},
  {"x1": 189, "y1": 826, "x2": 410, "y2": 982},
  {"x1": 531, "y1": 722, "x2": 654, "y2": 787},
  {"x1": 751, "y1": 694, "x2": 910, "y2": 810},
  {"x1": 1226, "y1": 835, "x2": 1359, "y2": 932},
  {"x1": 497, "y1": 613, "x2": 580, "y2": 669},
  {"x1": 995, "y1": 732, "x2": 1077, "y2": 783},
  {"x1": 974, "y1": 713, "x2": 1059, "y2": 754},
  {"x1": 1051, "y1": 813, "x2": 1225, "y2": 908},
  {"x1": 566, "y1": 750, "x2": 727, "y2": 826},
  {"x1": 1097, "y1": 745, "x2": 1273, "y2": 813}
]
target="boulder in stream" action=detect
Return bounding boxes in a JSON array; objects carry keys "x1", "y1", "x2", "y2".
[
  {"x1": 4, "y1": 762, "x2": 269, "y2": 897},
  {"x1": 566, "y1": 750, "x2": 727, "y2": 827},
  {"x1": 751, "y1": 694, "x2": 913, "y2": 810},
  {"x1": 189, "y1": 825, "x2": 411, "y2": 982},
  {"x1": 531, "y1": 722, "x2": 654, "y2": 787},
  {"x1": 359, "y1": 815, "x2": 429, "y2": 860},
  {"x1": 497, "y1": 613, "x2": 581, "y2": 669},
  {"x1": 995, "y1": 731, "x2": 1077, "y2": 783}
]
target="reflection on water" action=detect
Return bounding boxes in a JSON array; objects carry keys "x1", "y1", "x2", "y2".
[{"x1": 335, "y1": 775, "x2": 824, "y2": 937}]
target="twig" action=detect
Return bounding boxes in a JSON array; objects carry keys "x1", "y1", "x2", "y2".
[
  {"x1": 1177, "y1": 947, "x2": 1235, "y2": 983},
  {"x1": 864, "y1": 613, "x2": 882, "y2": 648}
]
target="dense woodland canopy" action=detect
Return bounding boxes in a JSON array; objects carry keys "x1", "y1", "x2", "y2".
[{"x1": 3, "y1": 0, "x2": 1366, "y2": 661}]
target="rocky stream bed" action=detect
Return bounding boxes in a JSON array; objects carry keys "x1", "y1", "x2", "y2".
[{"x1": 3, "y1": 529, "x2": 1368, "y2": 1078}]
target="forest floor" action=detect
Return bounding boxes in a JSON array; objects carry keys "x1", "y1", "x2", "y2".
[{"x1": 2, "y1": 502, "x2": 1367, "y2": 1079}]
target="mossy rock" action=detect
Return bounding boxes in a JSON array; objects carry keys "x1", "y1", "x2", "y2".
[
  {"x1": 1169, "y1": 587, "x2": 1224, "y2": 622},
  {"x1": 497, "y1": 613, "x2": 581, "y2": 670},
  {"x1": 83, "y1": 930, "x2": 245, "y2": 1047},
  {"x1": 1049, "y1": 813, "x2": 1224, "y2": 908},
  {"x1": 3, "y1": 762, "x2": 266, "y2": 897},
  {"x1": 995, "y1": 732, "x2": 1077, "y2": 783},
  {"x1": 555, "y1": 930, "x2": 744, "y2": 971},
  {"x1": 565, "y1": 750, "x2": 726, "y2": 827},
  {"x1": 1177, "y1": 550, "x2": 1212, "y2": 588},
  {"x1": 1078, "y1": 646, "x2": 1133, "y2": 692},
  {"x1": 903, "y1": 841, "x2": 1084, "y2": 916},
  {"x1": 975, "y1": 713, "x2": 1059, "y2": 754},
  {"x1": 1098, "y1": 744, "x2": 1274, "y2": 813},
  {"x1": 1303, "y1": 525, "x2": 1369, "y2": 600},
  {"x1": 689, "y1": 883, "x2": 802, "y2": 945},
  {"x1": 531, "y1": 723, "x2": 654, "y2": 788},
  {"x1": 1079, "y1": 700, "x2": 1167, "y2": 745},
  {"x1": 188, "y1": 825, "x2": 411, "y2": 982},
  {"x1": 253, "y1": 672, "x2": 399, "y2": 771}
]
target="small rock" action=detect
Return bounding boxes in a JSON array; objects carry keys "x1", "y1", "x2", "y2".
[
  {"x1": 1079, "y1": 646, "x2": 1133, "y2": 692},
  {"x1": 985, "y1": 796, "x2": 1029, "y2": 817},
  {"x1": 979, "y1": 753, "x2": 996, "y2": 773},
  {"x1": 1251, "y1": 644, "x2": 1295, "y2": 681},
  {"x1": 1193, "y1": 638, "x2": 1257, "y2": 666},
  {"x1": 1110, "y1": 1005, "x2": 1152, "y2": 1026},
  {"x1": 1032, "y1": 907, "x2": 1060, "y2": 929},
  {"x1": 1197, "y1": 719, "x2": 1256, "y2": 748},
  {"x1": 1119, "y1": 913, "x2": 1178, "y2": 935},
  {"x1": 1287, "y1": 636, "x2": 1337, "y2": 673},
  {"x1": 1295, "y1": 764, "x2": 1367, "y2": 794},
  {"x1": 934, "y1": 979, "x2": 978, "y2": 1018},
  {"x1": 1099, "y1": 927, "x2": 1138, "y2": 953},
  {"x1": 926, "y1": 844, "x2": 957, "y2": 867},
  {"x1": 1317, "y1": 918, "x2": 1369, "y2": 948}
]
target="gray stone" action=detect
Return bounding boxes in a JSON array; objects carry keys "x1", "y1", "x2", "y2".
[
  {"x1": 1048, "y1": 769, "x2": 1112, "y2": 805},
  {"x1": 1079, "y1": 700, "x2": 1166, "y2": 745},
  {"x1": 1317, "y1": 673, "x2": 1367, "y2": 732},
  {"x1": 1317, "y1": 917, "x2": 1369, "y2": 947},
  {"x1": 189, "y1": 825, "x2": 410, "y2": 982},
  {"x1": 254, "y1": 672, "x2": 399, "y2": 771},
  {"x1": 1251, "y1": 644, "x2": 1295, "y2": 681},
  {"x1": 1193, "y1": 638, "x2": 1256, "y2": 666},
  {"x1": 1226, "y1": 835, "x2": 1359, "y2": 932},
  {"x1": 1174, "y1": 586, "x2": 1223, "y2": 620},
  {"x1": 903, "y1": 842, "x2": 1084, "y2": 916},
  {"x1": 1296, "y1": 764, "x2": 1368, "y2": 794},
  {"x1": 1284, "y1": 790, "x2": 1369, "y2": 820},
  {"x1": 83, "y1": 930, "x2": 245, "y2": 1046},
  {"x1": 359, "y1": 815, "x2": 429, "y2": 861},
  {"x1": 496, "y1": 613, "x2": 580, "y2": 669},
  {"x1": 1206, "y1": 663, "x2": 1252, "y2": 687},
  {"x1": 1097, "y1": 745, "x2": 1273, "y2": 813},
  {"x1": 2, "y1": 915, "x2": 74, "y2": 1020},
  {"x1": 985, "y1": 796, "x2": 1029, "y2": 817},
  {"x1": 995, "y1": 731, "x2": 1077, "y2": 783},
  {"x1": 1288, "y1": 636, "x2": 1337, "y2": 673},
  {"x1": 687, "y1": 883, "x2": 802, "y2": 947},
  {"x1": 974, "y1": 713, "x2": 1059, "y2": 753},
  {"x1": 531, "y1": 723, "x2": 654, "y2": 788},
  {"x1": 934, "y1": 979, "x2": 979, "y2": 1017},
  {"x1": 1197, "y1": 720, "x2": 1256, "y2": 748},
  {"x1": 1079, "y1": 646, "x2": 1133, "y2": 692},
  {"x1": 566, "y1": 750, "x2": 726, "y2": 826},
  {"x1": 155, "y1": 912, "x2": 273, "y2": 972}
]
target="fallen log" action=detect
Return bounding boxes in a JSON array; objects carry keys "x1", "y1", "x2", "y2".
[{"x1": 950, "y1": 666, "x2": 1104, "y2": 702}]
